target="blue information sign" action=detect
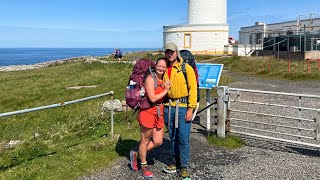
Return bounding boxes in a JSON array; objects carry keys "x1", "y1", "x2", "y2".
[{"x1": 196, "y1": 63, "x2": 224, "y2": 89}]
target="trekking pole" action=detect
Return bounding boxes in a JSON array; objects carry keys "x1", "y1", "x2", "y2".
[{"x1": 191, "y1": 102, "x2": 200, "y2": 121}]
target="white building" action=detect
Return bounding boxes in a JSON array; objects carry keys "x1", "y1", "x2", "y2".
[
  {"x1": 239, "y1": 16, "x2": 320, "y2": 51},
  {"x1": 163, "y1": 0, "x2": 229, "y2": 55}
]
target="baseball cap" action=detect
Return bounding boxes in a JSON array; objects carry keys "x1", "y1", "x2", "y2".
[{"x1": 164, "y1": 42, "x2": 178, "y2": 52}]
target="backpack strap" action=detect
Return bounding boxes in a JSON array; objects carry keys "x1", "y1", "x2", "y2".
[
  {"x1": 148, "y1": 66, "x2": 158, "y2": 89},
  {"x1": 181, "y1": 62, "x2": 188, "y2": 89}
]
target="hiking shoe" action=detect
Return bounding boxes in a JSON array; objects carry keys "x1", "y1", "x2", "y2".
[
  {"x1": 141, "y1": 165, "x2": 154, "y2": 178},
  {"x1": 130, "y1": 150, "x2": 139, "y2": 171},
  {"x1": 163, "y1": 164, "x2": 177, "y2": 173},
  {"x1": 181, "y1": 168, "x2": 191, "y2": 180}
]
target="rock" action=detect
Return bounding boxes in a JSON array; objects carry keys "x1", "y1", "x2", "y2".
[
  {"x1": 0, "y1": 56, "x2": 96, "y2": 72},
  {"x1": 5, "y1": 140, "x2": 23, "y2": 149},
  {"x1": 102, "y1": 99, "x2": 122, "y2": 111},
  {"x1": 121, "y1": 100, "x2": 127, "y2": 106},
  {"x1": 84, "y1": 57, "x2": 97, "y2": 64},
  {"x1": 121, "y1": 100, "x2": 132, "y2": 112}
]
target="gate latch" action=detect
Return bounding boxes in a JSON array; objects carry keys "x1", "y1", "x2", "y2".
[{"x1": 223, "y1": 95, "x2": 229, "y2": 102}]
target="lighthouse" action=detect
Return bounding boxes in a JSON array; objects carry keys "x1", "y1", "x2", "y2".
[{"x1": 163, "y1": 0, "x2": 229, "y2": 54}]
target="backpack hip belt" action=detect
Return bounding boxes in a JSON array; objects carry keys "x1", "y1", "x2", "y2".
[{"x1": 168, "y1": 96, "x2": 188, "y2": 104}]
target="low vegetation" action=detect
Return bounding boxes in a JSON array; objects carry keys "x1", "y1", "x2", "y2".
[
  {"x1": 0, "y1": 52, "x2": 318, "y2": 179},
  {"x1": 199, "y1": 55, "x2": 320, "y2": 80},
  {"x1": 207, "y1": 132, "x2": 245, "y2": 149}
]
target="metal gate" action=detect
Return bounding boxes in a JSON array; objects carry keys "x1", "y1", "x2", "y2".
[{"x1": 216, "y1": 86, "x2": 320, "y2": 148}]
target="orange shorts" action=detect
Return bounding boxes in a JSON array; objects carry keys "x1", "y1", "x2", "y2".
[{"x1": 138, "y1": 104, "x2": 164, "y2": 129}]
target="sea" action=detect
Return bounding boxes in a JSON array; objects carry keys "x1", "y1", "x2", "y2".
[{"x1": 0, "y1": 48, "x2": 157, "y2": 66}]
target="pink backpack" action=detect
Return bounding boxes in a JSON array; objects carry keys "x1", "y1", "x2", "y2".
[{"x1": 125, "y1": 59, "x2": 157, "y2": 110}]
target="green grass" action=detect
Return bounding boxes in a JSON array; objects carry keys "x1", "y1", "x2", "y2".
[
  {"x1": 207, "y1": 132, "x2": 245, "y2": 149},
  {"x1": 0, "y1": 61, "x2": 141, "y2": 179},
  {"x1": 197, "y1": 55, "x2": 320, "y2": 81}
]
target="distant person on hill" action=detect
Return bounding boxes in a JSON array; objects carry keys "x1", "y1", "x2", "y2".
[{"x1": 114, "y1": 48, "x2": 123, "y2": 62}]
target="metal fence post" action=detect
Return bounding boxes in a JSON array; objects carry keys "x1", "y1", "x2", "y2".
[
  {"x1": 316, "y1": 110, "x2": 320, "y2": 140},
  {"x1": 217, "y1": 86, "x2": 228, "y2": 138},
  {"x1": 206, "y1": 89, "x2": 211, "y2": 131},
  {"x1": 111, "y1": 95, "x2": 114, "y2": 138}
]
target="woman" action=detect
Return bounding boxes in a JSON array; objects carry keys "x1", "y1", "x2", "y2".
[{"x1": 130, "y1": 58, "x2": 171, "y2": 178}]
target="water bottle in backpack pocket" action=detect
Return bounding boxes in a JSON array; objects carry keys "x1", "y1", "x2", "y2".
[{"x1": 125, "y1": 59, "x2": 156, "y2": 110}]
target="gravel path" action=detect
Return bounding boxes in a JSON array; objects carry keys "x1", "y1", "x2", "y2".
[{"x1": 80, "y1": 72, "x2": 320, "y2": 180}]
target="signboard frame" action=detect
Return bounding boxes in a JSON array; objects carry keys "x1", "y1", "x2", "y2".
[{"x1": 196, "y1": 63, "x2": 224, "y2": 89}]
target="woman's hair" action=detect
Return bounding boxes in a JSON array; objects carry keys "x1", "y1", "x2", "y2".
[
  {"x1": 176, "y1": 50, "x2": 182, "y2": 62},
  {"x1": 149, "y1": 57, "x2": 167, "y2": 79},
  {"x1": 156, "y1": 57, "x2": 168, "y2": 67}
]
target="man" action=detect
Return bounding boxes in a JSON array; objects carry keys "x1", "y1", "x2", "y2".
[{"x1": 163, "y1": 42, "x2": 197, "y2": 180}]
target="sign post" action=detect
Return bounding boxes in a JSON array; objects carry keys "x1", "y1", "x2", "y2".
[{"x1": 196, "y1": 63, "x2": 224, "y2": 131}]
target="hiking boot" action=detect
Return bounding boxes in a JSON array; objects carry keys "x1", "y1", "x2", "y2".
[
  {"x1": 163, "y1": 164, "x2": 177, "y2": 173},
  {"x1": 181, "y1": 168, "x2": 191, "y2": 180},
  {"x1": 141, "y1": 165, "x2": 154, "y2": 178},
  {"x1": 130, "y1": 150, "x2": 139, "y2": 171}
]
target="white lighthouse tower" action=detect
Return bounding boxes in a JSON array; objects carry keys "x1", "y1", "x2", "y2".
[{"x1": 163, "y1": 0, "x2": 229, "y2": 54}]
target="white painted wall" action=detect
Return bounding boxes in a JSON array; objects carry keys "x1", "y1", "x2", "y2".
[
  {"x1": 163, "y1": 24, "x2": 228, "y2": 52},
  {"x1": 188, "y1": 0, "x2": 227, "y2": 24}
]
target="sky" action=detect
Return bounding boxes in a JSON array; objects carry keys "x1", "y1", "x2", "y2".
[{"x1": 0, "y1": 0, "x2": 319, "y2": 48}]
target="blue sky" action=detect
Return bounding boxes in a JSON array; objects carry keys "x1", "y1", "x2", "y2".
[{"x1": 0, "y1": 0, "x2": 319, "y2": 48}]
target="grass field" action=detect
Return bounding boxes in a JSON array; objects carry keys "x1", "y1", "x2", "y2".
[{"x1": 0, "y1": 61, "x2": 141, "y2": 179}]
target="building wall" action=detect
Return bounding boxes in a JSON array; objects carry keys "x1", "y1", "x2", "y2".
[
  {"x1": 239, "y1": 18, "x2": 320, "y2": 45},
  {"x1": 239, "y1": 24, "x2": 265, "y2": 44},
  {"x1": 188, "y1": 0, "x2": 227, "y2": 24},
  {"x1": 163, "y1": 24, "x2": 228, "y2": 53}
]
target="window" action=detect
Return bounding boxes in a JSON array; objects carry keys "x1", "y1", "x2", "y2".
[{"x1": 184, "y1": 33, "x2": 191, "y2": 48}]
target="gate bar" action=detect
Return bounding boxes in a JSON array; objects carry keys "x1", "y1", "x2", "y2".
[
  {"x1": 230, "y1": 99, "x2": 319, "y2": 112},
  {"x1": 230, "y1": 109, "x2": 315, "y2": 122},
  {"x1": 232, "y1": 118, "x2": 315, "y2": 132},
  {"x1": 231, "y1": 125, "x2": 315, "y2": 140},
  {"x1": 228, "y1": 88, "x2": 320, "y2": 99},
  {"x1": 231, "y1": 131, "x2": 320, "y2": 148},
  {"x1": 0, "y1": 91, "x2": 114, "y2": 118}
]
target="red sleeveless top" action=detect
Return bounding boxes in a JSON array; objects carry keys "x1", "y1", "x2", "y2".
[{"x1": 154, "y1": 79, "x2": 165, "y2": 103}]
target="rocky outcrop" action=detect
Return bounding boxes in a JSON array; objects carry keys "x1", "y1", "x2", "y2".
[
  {"x1": 0, "y1": 56, "x2": 136, "y2": 72},
  {"x1": 0, "y1": 56, "x2": 98, "y2": 72}
]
